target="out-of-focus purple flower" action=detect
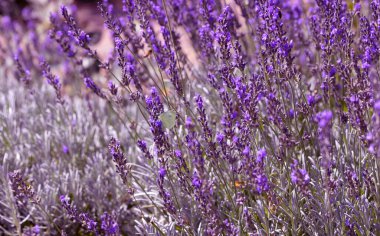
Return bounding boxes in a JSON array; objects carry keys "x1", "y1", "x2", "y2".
[
  {"x1": 101, "y1": 212, "x2": 119, "y2": 235},
  {"x1": 345, "y1": 218, "x2": 356, "y2": 235},
  {"x1": 349, "y1": 95, "x2": 359, "y2": 104},
  {"x1": 216, "y1": 132, "x2": 225, "y2": 144},
  {"x1": 159, "y1": 167, "x2": 166, "y2": 178},
  {"x1": 374, "y1": 100, "x2": 380, "y2": 116},
  {"x1": 192, "y1": 172, "x2": 202, "y2": 189},
  {"x1": 185, "y1": 117, "x2": 194, "y2": 129},
  {"x1": 289, "y1": 109, "x2": 295, "y2": 118},
  {"x1": 329, "y1": 66, "x2": 336, "y2": 77},
  {"x1": 354, "y1": 3, "x2": 361, "y2": 12},
  {"x1": 256, "y1": 174, "x2": 269, "y2": 194},
  {"x1": 315, "y1": 110, "x2": 333, "y2": 128},
  {"x1": 307, "y1": 95, "x2": 315, "y2": 106},
  {"x1": 62, "y1": 145, "x2": 69, "y2": 154},
  {"x1": 256, "y1": 148, "x2": 267, "y2": 163},
  {"x1": 242, "y1": 146, "x2": 250, "y2": 156},
  {"x1": 174, "y1": 149, "x2": 182, "y2": 158},
  {"x1": 22, "y1": 225, "x2": 40, "y2": 236},
  {"x1": 1, "y1": 15, "x2": 12, "y2": 30},
  {"x1": 290, "y1": 160, "x2": 310, "y2": 191}
]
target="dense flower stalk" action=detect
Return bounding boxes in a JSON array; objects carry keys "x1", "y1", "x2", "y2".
[
  {"x1": 40, "y1": 59, "x2": 63, "y2": 103},
  {"x1": 84, "y1": 77, "x2": 106, "y2": 98},
  {"x1": 8, "y1": 171, "x2": 40, "y2": 205},
  {"x1": 108, "y1": 137, "x2": 131, "y2": 186},
  {"x1": 60, "y1": 195, "x2": 98, "y2": 234}
]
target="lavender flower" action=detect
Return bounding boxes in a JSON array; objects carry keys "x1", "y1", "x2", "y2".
[
  {"x1": 137, "y1": 139, "x2": 153, "y2": 160},
  {"x1": 315, "y1": 110, "x2": 333, "y2": 128},
  {"x1": 101, "y1": 212, "x2": 119, "y2": 236},
  {"x1": 40, "y1": 59, "x2": 63, "y2": 103},
  {"x1": 290, "y1": 160, "x2": 310, "y2": 194},
  {"x1": 256, "y1": 148, "x2": 267, "y2": 163},
  {"x1": 108, "y1": 137, "x2": 131, "y2": 185},
  {"x1": 108, "y1": 81, "x2": 118, "y2": 96},
  {"x1": 60, "y1": 6, "x2": 93, "y2": 52},
  {"x1": 84, "y1": 77, "x2": 106, "y2": 98},
  {"x1": 22, "y1": 225, "x2": 40, "y2": 236},
  {"x1": 8, "y1": 171, "x2": 40, "y2": 205},
  {"x1": 62, "y1": 145, "x2": 69, "y2": 154},
  {"x1": 60, "y1": 195, "x2": 98, "y2": 234},
  {"x1": 14, "y1": 55, "x2": 31, "y2": 85},
  {"x1": 2, "y1": 0, "x2": 380, "y2": 235}
]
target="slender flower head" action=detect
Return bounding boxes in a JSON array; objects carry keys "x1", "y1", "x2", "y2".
[
  {"x1": 8, "y1": 171, "x2": 40, "y2": 205},
  {"x1": 108, "y1": 137, "x2": 130, "y2": 185},
  {"x1": 84, "y1": 77, "x2": 106, "y2": 98}
]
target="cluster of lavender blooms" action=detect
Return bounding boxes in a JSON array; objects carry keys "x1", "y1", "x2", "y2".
[{"x1": 1, "y1": 0, "x2": 380, "y2": 235}]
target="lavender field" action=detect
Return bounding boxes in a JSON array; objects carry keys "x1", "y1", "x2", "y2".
[{"x1": 1, "y1": 0, "x2": 380, "y2": 235}]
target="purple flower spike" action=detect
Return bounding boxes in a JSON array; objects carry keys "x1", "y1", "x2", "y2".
[
  {"x1": 8, "y1": 171, "x2": 40, "y2": 205},
  {"x1": 84, "y1": 77, "x2": 106, "y2": 98}
]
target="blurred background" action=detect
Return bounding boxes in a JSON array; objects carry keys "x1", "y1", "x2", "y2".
[{"x1": 0, "y1": 0, "x2": 123, "y2": 61}]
